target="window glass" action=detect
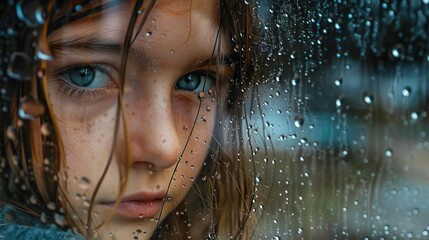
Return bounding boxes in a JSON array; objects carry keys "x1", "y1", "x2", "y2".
[
  {"x1": 253, "y1": 0, "x2": 429, "y2": 239},
  {"x1": 0, "y1": 0, "x2": 428, "y2": 239}
]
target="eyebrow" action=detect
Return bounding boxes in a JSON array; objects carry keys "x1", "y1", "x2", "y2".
[
  {"x1": 192, "y1": 54, "x2": 235, "y2": 70},
  {"x1": 50, "y1": 35, "x2": 235, "y2": 69},
  {"x1": 192, "y1": 56, "x2": 221, "y2": 69},
  {"x1": 50, "y1": 35, "x2": 154, "y2": 67}
]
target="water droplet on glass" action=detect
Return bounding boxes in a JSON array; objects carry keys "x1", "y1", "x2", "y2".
[
  {"x1": 334, "y1": 77, "x2": 343, "y2": 86},
  {"x1": 402, "y1": 86, "x2": 411, "y2": 97},
  {"x1": 291, "y1": 78, "x2": 299, "y2": 86},
  {"x1": 16, "y1": 1, "x2": 46, "y2": 26},
  {"x1": 40, "y1": 212, "x2": 47, "y2": 223},
  {"x1": 411, "y1": 112, "x2": 419, "y2": 120},
  {"x1": 6, "y1": 126, "x2": 17, "y2": 141},
  {"x1": 7, "y1": 52, "x2": 31, "y2": 80},
  {"x1": 334, "y1": 23, "x2": 341, "y2": 29},
  {"x1": 47, "y1": 202, "x2": 56, "y2": 210},
  {"x1": 335, "y1": 97, "x2": 344, "y2": 108},
  {"x1": 294, "y1": 115, "x2": 304, "y2": 128},
  {"x1": 385, "y1": 148, "x2": 393, "y2": 157},
  {"x1": 391, "y1": 48, "x2": 400, "y2": 58},
  {"x1": 362, "y1": 93, "x2": 374, "y2": 105},
  {"x1": 30, "y1": 194, "x2": 38, "y2": 204},
  {"x1": 83, "y1": 199, "x2": 91, "y2": 207},
  {"x1": 75, "y1": 193, "x2": 82, "y2": 200},
  {"x1": 206, "y1": 106, "x2": 211, "y2": 112},
  {"x1": 37, "y1": 40, "x2": 54, "y2": 61},
  {"x1": 19, "y1": 96, "x2": 45, "y2": 119},
  {"x1": 36, "y1": 51, "x2": 53, "y2": 61},
  {"x1": 54, "y1": 213, "x2": 66, "y2": 227},
  {"x1": 74, "y1": 4, "x2": 82, "y2": 11},
  {"x1": 40, "y1": 123, "x2": 51, "y2": 136},
  {"x1": 79, "y1": 176, "x2": 91, "y2": 190},
  {"x1": 145, "y1": 31, "x2": 152, "y2": 37},
  {"x1": 198, "y1": 92, "x2": 205, "y2": 100}
]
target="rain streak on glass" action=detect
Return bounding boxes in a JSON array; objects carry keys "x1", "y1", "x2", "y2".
[{"x1": 249, "y1": 0, "x2": 429, "y2": 239}]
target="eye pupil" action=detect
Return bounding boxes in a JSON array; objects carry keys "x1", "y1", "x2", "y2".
[
  {"x1": 177, "y1": 74, "x2": 201, "y2": 91},
  {"x1": 69, "y1": 66, "x2": 95, "y2": 87},
  {"x1": 185, "y1": 76, "x2": 192, "y2": 83}
]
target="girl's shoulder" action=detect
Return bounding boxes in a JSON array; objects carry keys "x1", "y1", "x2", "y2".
[{"x1": 0, "y1": 205, "x2": 84, "y2": 240}]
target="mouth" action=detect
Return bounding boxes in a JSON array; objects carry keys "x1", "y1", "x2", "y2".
[{"x1": 101, "y1": 191, "x2": 166, "y2": 219}]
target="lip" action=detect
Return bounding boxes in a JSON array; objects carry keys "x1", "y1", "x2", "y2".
[{"x1": 101, "y1": 191, "x2": 166, "y2": 219}]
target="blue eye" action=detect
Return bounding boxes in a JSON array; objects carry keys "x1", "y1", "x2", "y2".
[
  {"x1": 59, "y1": 65, "x2": 111, "y2": 88},
  {"x1": 176, "y1": 71, "x2": 216, "y2": 92}
]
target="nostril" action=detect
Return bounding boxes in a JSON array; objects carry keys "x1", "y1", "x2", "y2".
[{"x1": 126, "y1": 132, "x2": 182, "y2": 169}]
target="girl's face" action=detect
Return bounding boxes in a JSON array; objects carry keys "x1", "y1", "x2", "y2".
[{"x1": 47, "y1": 0, "x2": 227, "y2": 238}]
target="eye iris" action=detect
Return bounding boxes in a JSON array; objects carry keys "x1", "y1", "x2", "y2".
[
  {"x1": 177, "y1": 74, "x2": 200, "y2": 91},
  {"x1": 69, "y1": 66, "x2": 95, "y2": 87}
]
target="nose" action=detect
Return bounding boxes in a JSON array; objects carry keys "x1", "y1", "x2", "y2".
[{"x1": 122, "y1": 84, "x2": 182, "y2": 170}]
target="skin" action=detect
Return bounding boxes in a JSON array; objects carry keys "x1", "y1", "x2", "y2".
[{"x1": 46, "y1": 0, "x2": 227, "y2": 238}]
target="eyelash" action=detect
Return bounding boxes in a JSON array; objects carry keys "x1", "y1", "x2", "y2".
[
  {"x1": 54, "y1": 64, "x2": 117, "y2": 100},
  {"x1": 175, "y1": 70, "x2": 217, "y2": 92},
  {"x1": 57, "y1": 82, "x2": 113, "y2": 99}
]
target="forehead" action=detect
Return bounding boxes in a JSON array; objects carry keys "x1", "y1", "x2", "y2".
[
  {"x1": 156, "y1": 0, "x2": 219, "y2": 16},
  {"x1": 49, "y1": 0, "x2": 220, "y2": 43},
  {"x1": 51, "y1": 0, "x2": 219, "y2": 33},
  {"x1": 49, "y1": 0, "x2": 222, "y2": 68}
]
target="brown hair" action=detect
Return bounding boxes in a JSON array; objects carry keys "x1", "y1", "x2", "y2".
[{"x1": 154, "y1": 1, "x2": 260, "y2": 238}]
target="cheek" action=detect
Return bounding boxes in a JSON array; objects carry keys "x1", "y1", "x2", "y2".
[
  {"x1": 57, "y1": 115, "x2": 122, "y2": 229},
  {"x1": 53, "y1": 102, "x2": 119, "y2": 194},
  {"x1": 172, "y1": 92, "x2": 216, "y2": 133},
  {"x1": 172, "y1": 93, "x2": 198, "y2": 130},
  {"x1": 172, "y1": 93, "x2": 216, "y2": 181}
]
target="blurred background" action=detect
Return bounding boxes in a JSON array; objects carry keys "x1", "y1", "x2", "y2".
[{"x1": 248, "y1": 0, "x2": 429, "y2": 239}]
